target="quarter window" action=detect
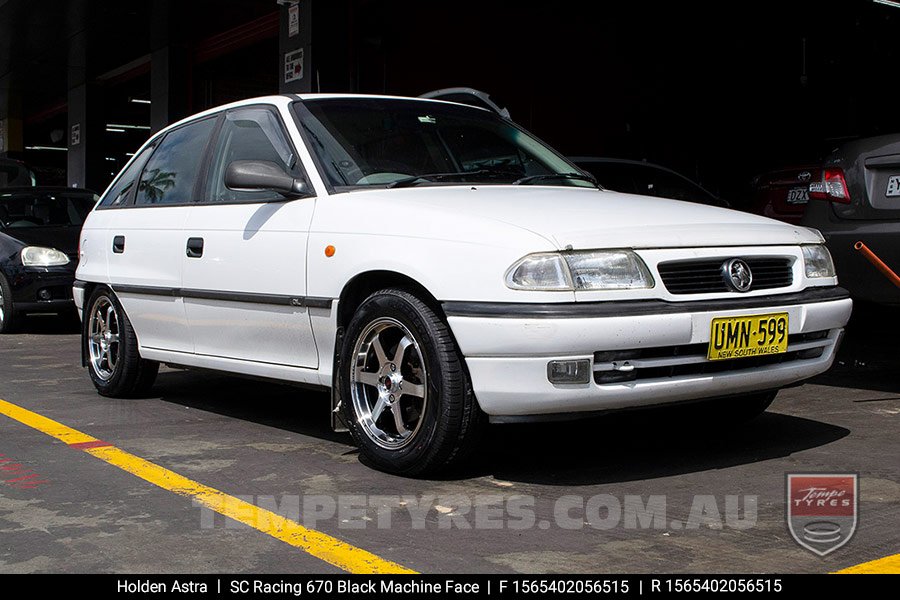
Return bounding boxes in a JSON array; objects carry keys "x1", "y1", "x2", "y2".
[
  {"x1": 135, "y1": 117, "x2": 216, "y2": 206},
  {"x1": 206, "y1": 108, "x2": 302, "y2": 203},
  {"x1": 98, "y1": 142, "x2": 157, "y2": 207}
]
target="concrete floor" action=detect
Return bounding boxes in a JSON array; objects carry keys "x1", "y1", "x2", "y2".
[{"x1": 0, "y1": 306, "x2": 897, "y2": 574}]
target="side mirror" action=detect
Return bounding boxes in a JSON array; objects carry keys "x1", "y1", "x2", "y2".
[{"x1": 224, "y1": 160, "x2": 309, "y2": 198}]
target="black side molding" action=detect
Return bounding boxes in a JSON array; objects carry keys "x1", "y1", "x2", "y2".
[
  {"x1": 443, "y1": 286, "x2": 851, "y2": 319},
  {"x1": 111, "y1": 284, "x2": 333, "y2": 309}
]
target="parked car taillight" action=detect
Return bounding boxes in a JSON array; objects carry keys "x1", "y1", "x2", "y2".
[{"x1": 809, "y1": 168, "x2": 851, "y2": 203}]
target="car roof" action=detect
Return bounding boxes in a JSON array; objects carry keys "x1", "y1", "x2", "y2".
[
  {"x1": 570, "y1": 156, "x2": 673, "y2": 170},
  {"x1": 160, "y1": 93, "x2": 490, "y2": 134},
  {"x1": 0, "y1": 186, "x2": 96, "y2": 195}
]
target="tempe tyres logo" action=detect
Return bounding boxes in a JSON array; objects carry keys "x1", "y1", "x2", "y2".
[{"x1": 786, "y1": 473, "x2": 858, "y2": 556}]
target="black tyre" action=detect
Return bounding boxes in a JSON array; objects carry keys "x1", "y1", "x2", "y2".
[
  {"x1": 84, "y1": 286, "x2": 159, "y2": 397},
  {"x1": 0, "y1": 273, "x2": 18, "y2": 334},
  {"x1": 340, "y1": 288, "x2": 484, "y2": 476}
]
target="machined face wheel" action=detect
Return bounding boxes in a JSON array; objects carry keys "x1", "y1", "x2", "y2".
[
  {"x1": 88, "y1": 295, "x2": 121, "y2": 381},
  {"x1": 350, "y1": 317, "x2": 428, "y2": 450}
]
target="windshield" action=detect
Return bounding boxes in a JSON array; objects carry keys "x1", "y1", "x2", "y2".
[
  {"x1": 293, "y1": 98, "x2": 593, "y2": 189},
  {"x1": 0, "y1": 191, "x2": 97, "y2": 229},
  {"x1": 576, "y1": 160, "x2": 727, "y2": 207},
  {"x1": 0, "y1": 161, "x2": 36, "y2": 187}
]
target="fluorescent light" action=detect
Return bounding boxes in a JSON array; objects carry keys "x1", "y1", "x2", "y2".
[
  {"x1": 106, "y1": 128, "x2": 126, "y2": 133},
  {"x1": 106, "y1": 123, "x2": 151, "y2": 130},
  {"x1": 25, "y1": 145, "x2": 67, "y2": 151},
  {"x1": 874, "y1": 0, "x2": 900, "y2": 7},
  {"x1": 125, "y1": 152, "x2": 135, "y2": 157},
  {"x1": 129, "y1": 98, "x2": 151, "y2": 105},
  {"x1": 105, "y1": 157, "x2": 116, "y2": 162}
]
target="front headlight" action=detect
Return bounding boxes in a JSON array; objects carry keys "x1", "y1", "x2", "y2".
[
  {"x1": 21, "y1": 246, "x2": 70, "y2": 267},
  {"x1": 506, "y1": 250, "x2": 655, "y2": 291},
  {"x1": 801, "y1": 244, "x2": 836, "y2": 279}
]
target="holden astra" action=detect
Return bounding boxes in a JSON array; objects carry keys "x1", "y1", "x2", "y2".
[{"x1": 73, "y1": 95, "x2": 852, "y2": 475}]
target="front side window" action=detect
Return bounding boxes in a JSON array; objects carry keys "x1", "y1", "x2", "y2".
[
  {"x1": 294, "y1": 99, "x2": 592, "y2": 189},
  {"x1": 135, "y1": 117, "x2": 216, "y2": 205},
  {"x1": 206, "y1": 107, "x2": 302, "y2": 203},
  {"x1": 0, "y1": 191, "x2": 98, "y2": 228}
]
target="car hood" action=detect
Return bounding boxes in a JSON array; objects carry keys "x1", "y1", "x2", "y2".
[
  {"x1": 0, "y1": 226, "x2": 81, "y2": 257},
  {"x1": 344, "y1": 186, "x2": 822, "y2": 249}
]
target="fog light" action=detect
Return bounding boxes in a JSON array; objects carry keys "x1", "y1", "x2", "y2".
[
  {"x1": 547, "y1": 359, "x2": 591, "y2": 384},
  {"x1": 38, "y1": 288, "x2": 52, "y2": 300}
]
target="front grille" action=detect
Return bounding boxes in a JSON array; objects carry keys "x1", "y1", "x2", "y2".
[
  {"x1": 657, "y1": 257, "x2": 794, "y2": 294},
  {"x1": 593, "y1": 330, "x2": 830, "y2": 385}
]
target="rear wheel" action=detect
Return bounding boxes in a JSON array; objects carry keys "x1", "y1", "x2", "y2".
[
  {"x1": 0, "y1": 273, "x2": 18, "y2": 334},
  {"x1": 84, "y1": 286, "x2": 159, "y2": 397},
  {"x1": 340, "y1": 288, "x2": 484, "y2": 476}
]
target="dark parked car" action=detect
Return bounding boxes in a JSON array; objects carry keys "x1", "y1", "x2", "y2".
[
  {"x1": 748, "y1": 165, "x2": 821, "y2": 225},
  {"x1": 0, "y1": 187, "x2": 96, "y2": 332},
  {"x1": 0, "y1": 158, "x2": 36, "y2": 188},
  {"x1": 571, "y1": 157, "x2": 729, "y2": 207},
  {"x1": 801, "y1": 134, "x2": 900, "y2": 305}
]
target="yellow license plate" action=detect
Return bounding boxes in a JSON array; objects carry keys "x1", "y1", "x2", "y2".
[{"x1": 708, "y1": 313, "x2": 789, "y2": 361}]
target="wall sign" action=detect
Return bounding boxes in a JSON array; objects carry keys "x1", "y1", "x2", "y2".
[
  {"x1": 288, "y1": 3, "x2": 300, "y2": 37},
  {"x1": 71, "y1": 123, "x2": 81, "y2": 146},
  {"x1": 284, "y1": 48, "x2": 304, "y2": 83}
]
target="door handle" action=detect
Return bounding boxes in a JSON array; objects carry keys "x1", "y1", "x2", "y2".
[
  {"x1": 186, "y1": 237, "x2": 204, "y2": 258},
  {"x1": 112, "y1": 235, "x2": 125, "y2": 254}
]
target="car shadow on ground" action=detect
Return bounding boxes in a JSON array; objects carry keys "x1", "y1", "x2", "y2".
[
  {"x1": 11, "y1": 313, "x2": 80, "y2": 335},
  {"x1": 153, "y1": 368, "x2": 349, "y2": 445},
  {"x1": 151, "y1": 368, "x2": 849, "y2": 486},
  {"x1": 468, "y1": 410, "x2": 849, "y2": 486}
]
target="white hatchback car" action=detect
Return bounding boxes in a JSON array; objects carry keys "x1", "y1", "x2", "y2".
[{"x1": 75, "y1": 94, "x2": 852, "y2": 475}]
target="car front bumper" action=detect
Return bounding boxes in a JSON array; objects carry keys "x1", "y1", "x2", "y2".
[
  {"x1": 6, "y1": 265, "x2": 77, "y2": 315},
  {"x1": 445, "y1": 287, "x2": 852, "y2": 418}
]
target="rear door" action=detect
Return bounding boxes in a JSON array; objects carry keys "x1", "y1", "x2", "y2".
[
  {"x1": 181, "y1": 105, "x2": 318, "y2": 368},
  {"x1": 105, "y1": 116, "x2": 217, "y2": 353}
]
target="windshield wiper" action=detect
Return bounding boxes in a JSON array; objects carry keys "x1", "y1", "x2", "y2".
[
  {"x1": 386, "y1": 170, "x2": 492, "y2": 189},
  {"x1": 512, "y1": 172, "x2": 599, "y2": 187}
]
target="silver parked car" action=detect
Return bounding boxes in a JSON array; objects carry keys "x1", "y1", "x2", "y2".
[{"x1": 801, "y1": 134, "x2": 900, "y2": 305}]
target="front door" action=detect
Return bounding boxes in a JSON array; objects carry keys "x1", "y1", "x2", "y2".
[{"x1": 181, "y1": 106, "x2": 318, "y2": 368}]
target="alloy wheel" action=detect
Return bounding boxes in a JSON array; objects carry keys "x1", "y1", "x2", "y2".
[
  {"x1": 88, "y1": 295, "x2": 121, "y2": 381},
  {"x1": 350, "y1": 317, "x2": 428, "y2": 450}
]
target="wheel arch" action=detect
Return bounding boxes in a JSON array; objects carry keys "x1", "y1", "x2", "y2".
[{"x1": 336, "y1": 270, "x2": 446, "y2": 330}]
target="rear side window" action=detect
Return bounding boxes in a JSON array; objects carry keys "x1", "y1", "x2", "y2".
[
  {"x1": 98, "y1": 142, "x2": 157, "y2": 207},
  {"x1": 205, "y1": 108, "x2": 302, "y2": 203},
  {"x1": 135, "y1": 117, "x2": 216, "y2": 206}
]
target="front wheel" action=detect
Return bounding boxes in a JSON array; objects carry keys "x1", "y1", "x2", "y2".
[
  {"x1": 340, "y1": 289, "x2": 484, "y2": 476},
  {"x1": 84, "y1": 286, "x2": 159, "y2": 397}
]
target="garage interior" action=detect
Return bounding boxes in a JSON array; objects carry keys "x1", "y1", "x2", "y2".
[
  {"x1": 0, "y1": 0, "x2": 898, "y2": 577},
  {"x1": 1, "y1": 0, "x2": 898, "y2": 202}
]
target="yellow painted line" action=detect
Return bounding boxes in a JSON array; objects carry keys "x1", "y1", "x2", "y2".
[
  {"x1": 834, "y1": 553, "x2": 900, "y2": 574},
  {"x1": 0, "y1": 398, "x2": 416, "y2": 574}
]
